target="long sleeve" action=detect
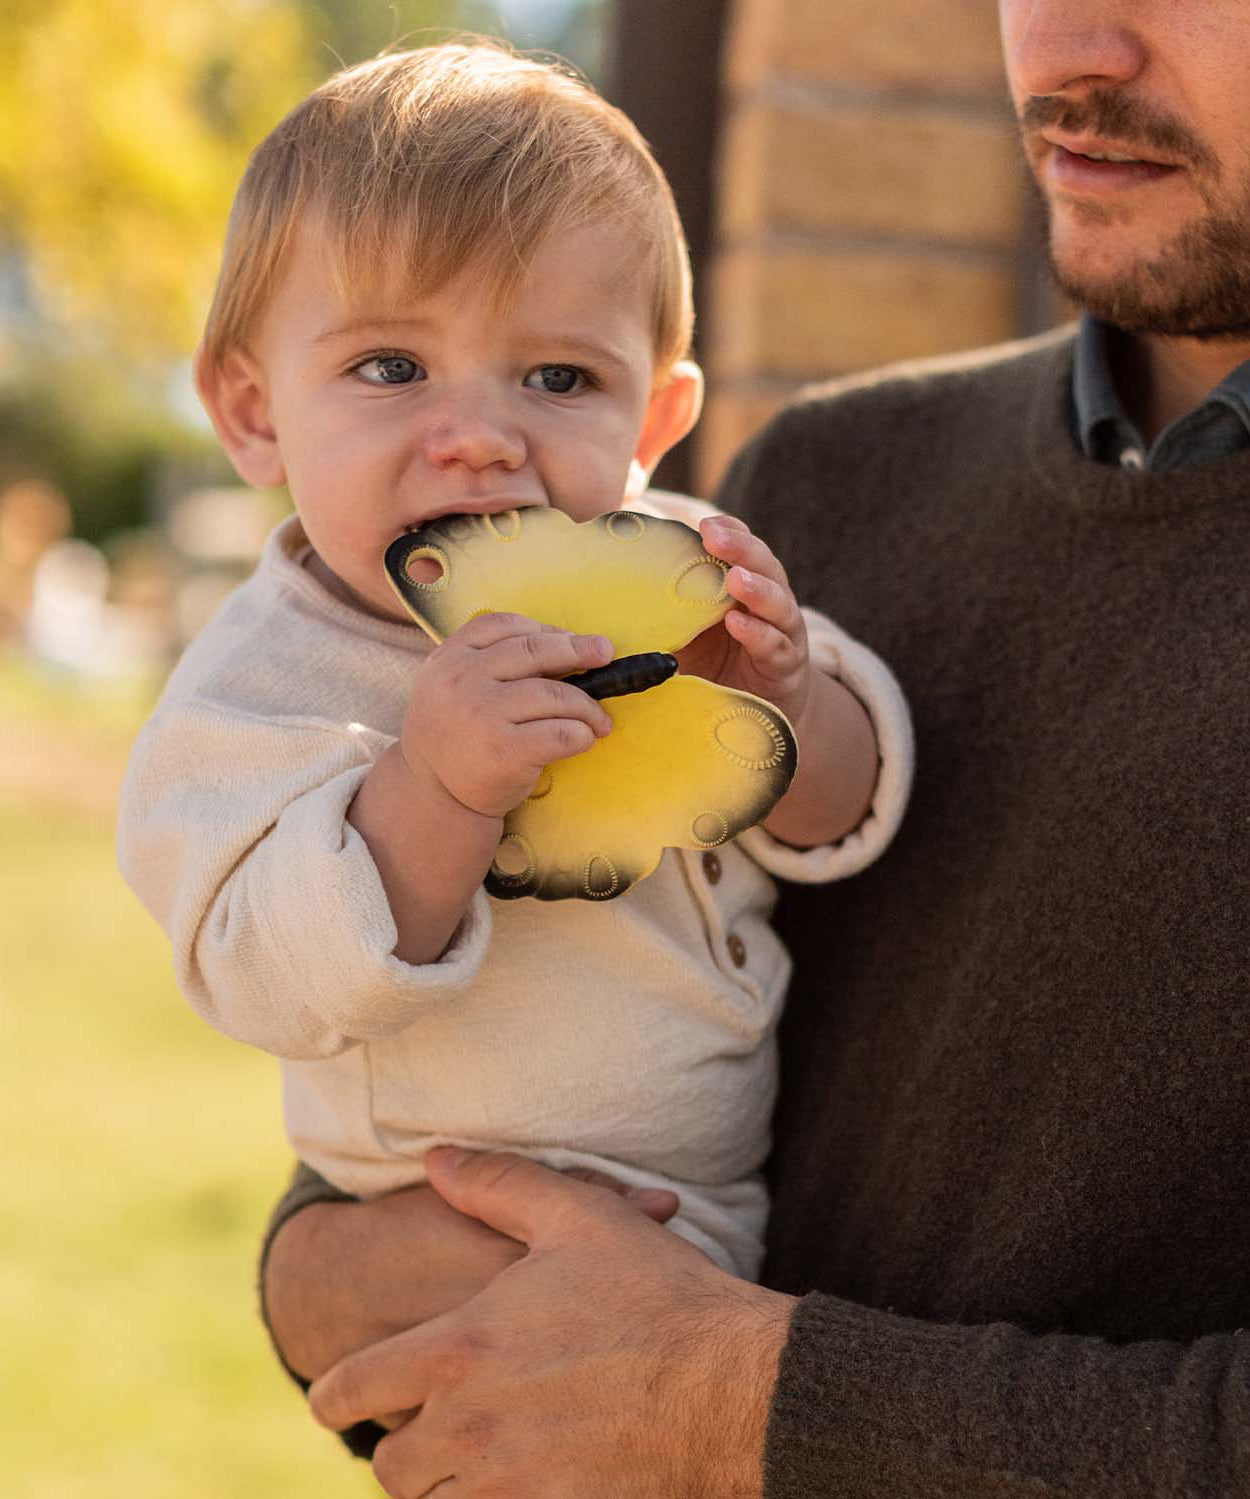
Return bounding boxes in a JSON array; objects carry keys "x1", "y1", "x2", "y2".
[
  {"x1": 118, "y1": 698, "x2": 491, "y2": 1060},
  {"x1": 719, "y1": 351, "x2": 1250, "y2": 1499},
  {"x1": 767, "y1": 1294, "x2": 1250, "y2": 1497}
]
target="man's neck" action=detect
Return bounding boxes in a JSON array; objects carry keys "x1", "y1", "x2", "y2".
[{"x1": 1111, "y1": 330, "x2": 1250, "y2": 444}]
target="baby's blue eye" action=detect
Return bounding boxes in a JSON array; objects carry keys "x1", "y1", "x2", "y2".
[
  {"x1": 525, "y1": 365, "x2": 583, "y2": 394},
  {"x1": 357, "y1": 356, "x2": 423, "y2": 385}
]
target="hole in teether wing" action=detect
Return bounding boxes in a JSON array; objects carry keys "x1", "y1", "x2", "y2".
[
  {"x1": 404, "y1": 547, "x2": 446, "y2": 587},
  {"x1": 492, "y1": 834, "x2": 534, "y2": 882}
]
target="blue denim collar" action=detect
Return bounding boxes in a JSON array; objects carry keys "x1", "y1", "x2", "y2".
[{"x1": 1072, "y1": 313, "x2": 1250, "y2": 471}]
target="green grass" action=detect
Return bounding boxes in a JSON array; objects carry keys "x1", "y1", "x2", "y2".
[{"x1": 0, "y1": 659, "x2": 378, "y2": 1497}]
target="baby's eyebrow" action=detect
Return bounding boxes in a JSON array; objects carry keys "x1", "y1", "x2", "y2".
[
  {"x1": 310, "y1": 317, "x2": 429, "y2": 347},
  {"x1": 552, "y1": 339, "x2": 629, "y2": 367},
  {"x1": 310, "y1": 320, "x2": 634, "y2": 372}
]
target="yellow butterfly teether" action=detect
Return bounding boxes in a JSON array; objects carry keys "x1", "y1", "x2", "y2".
[{"x1": 384, "y1": 508, "x2": 797, "y2": 901}]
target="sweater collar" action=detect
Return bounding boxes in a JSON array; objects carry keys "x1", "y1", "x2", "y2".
[
  {"x1": 261, "y1": 514, "x2": 428, "y2": 649},
  {"x1": 1029, "y1": 327, "x2": 1250, "y2": 517}
]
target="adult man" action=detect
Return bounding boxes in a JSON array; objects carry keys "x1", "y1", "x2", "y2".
[{"x1": 266, "y1": 3, "x2": 1250, "y2": 1493}]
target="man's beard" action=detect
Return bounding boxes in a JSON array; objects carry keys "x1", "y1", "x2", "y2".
[{"x1": 1025, "y1": 90, "x2": 1250, "y2": 340}]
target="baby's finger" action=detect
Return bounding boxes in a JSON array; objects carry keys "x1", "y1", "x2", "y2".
[
  {"x1": 506, "y1": 676, "x2": 614, "y2": 736},
  {"x1": 726, "y1": 566, "x2": 804, "y2": 641},
  {"x1": 484, "y1": 627, "x2": 614, "y2": 683},
  {"x1": 700, "y1": 515, "x2": 790, "y2": 587},
  {"x1": 454, "y1": 610, "x2": 561, "y2": 647},
  {"x1": 723, "y1": 606, "x2": 803, "y2": 672},
  {"x1": 511, "y1": 715, "x2": 601, "y2": 767},
  {"x1": 454, "y1": 612, "x2": 612, "y2": 659}
]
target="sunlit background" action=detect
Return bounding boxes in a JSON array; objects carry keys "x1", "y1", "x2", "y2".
[
  {"x1": 1, "y1": 5, "x2": 613, "y2": 1497},
  {"x1": 0, "y1": 1, "x2": 1039, "y2": 1493}
]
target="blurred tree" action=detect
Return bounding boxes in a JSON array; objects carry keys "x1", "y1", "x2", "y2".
[
  {"x1": 0, "y1": 0, "x2": 613, "y2": 542},
  {"x1": 0, "y1": 0, "x2": 320, "y2": 368},
  {"x1": 305, "y1": 0, "x2": 500, "y2": 71},
  {"x1": 0, "y1": 0, "x2": 606, "y2": 371}
]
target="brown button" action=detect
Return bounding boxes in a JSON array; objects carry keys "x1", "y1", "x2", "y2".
[
  {"x1": 727, "y1": 933, "x2": 747, "y2": 968},
  {"x1": 702, "y1": 851, "x2": 722, "y2": 885}
]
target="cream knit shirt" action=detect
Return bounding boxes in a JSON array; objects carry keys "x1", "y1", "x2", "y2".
[{"x1": 118, "y1": 493, "x2": 913, "y2": 1276}]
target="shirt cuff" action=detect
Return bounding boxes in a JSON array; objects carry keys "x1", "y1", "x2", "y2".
[
  {"x1": 740, "y1": 610, "x2": 914, "y2": 884},
  {"x1": 257, "y1": 764, "x2": 494, "y2": 1043}
]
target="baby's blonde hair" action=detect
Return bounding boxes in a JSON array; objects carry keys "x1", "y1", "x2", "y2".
[{"x1": 202, "y1": 40, "x2": 693, "y2": 380}]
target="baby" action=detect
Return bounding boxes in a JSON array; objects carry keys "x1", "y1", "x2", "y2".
[{"x1": 118, "y1": 41, "x2": 913, "y2": 1279}]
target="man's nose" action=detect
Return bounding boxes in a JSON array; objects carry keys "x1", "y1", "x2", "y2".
[
  {"x1": 1000, "y1": 0, "x2": 1147, "y2": 99},
  {"x1": 421, "y1": 393, "x2": 526, "y2": 471}
]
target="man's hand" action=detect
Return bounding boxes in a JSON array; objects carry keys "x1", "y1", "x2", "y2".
[
  {"x1": 265, "y1": 1169, "x2": 680, "y2": 1384},
  {"x1": 309, "y1": 1149, "x2": 795, "y2": 1498}
]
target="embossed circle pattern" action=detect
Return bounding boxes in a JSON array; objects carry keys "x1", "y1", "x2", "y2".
[
  {"x1": 485, "y1": 509, "x2": 524, "y2": 541},
  {"x1": 670, "y1": 554, "x2": 728, "y2": 606},
  {"x1": 605, "y1": 511, "x2": 647, "y2": 542},
  {"x1": 711, "y1": 707, "x2": 787, "y2": 769},
  {"x1": 583, "y1": 855, "x2": 620, "y2": 899},
  {"x1": 691, "y1": 811, "x2": 730, "y2": 847},
  {"x1": 526, "y1": 768, "x2": 555, "y2": 801}
]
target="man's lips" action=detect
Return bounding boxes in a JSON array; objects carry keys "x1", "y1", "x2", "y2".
[{"x1": 1041, "y1": 133, "x2": 1181, "y2": 193}]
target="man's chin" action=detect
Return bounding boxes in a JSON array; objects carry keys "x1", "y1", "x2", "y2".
[{"x1": 1046, "y1": 206, "x2": 1250, "y2": 339}]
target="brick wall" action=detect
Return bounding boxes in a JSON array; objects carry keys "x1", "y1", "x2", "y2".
[{"x1": 699, "y1": 0, "x2": 1032, "y2": 492}]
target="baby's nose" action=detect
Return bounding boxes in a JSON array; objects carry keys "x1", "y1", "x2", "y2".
[{"x1": 421, "y1": 399, "x2": 526, "y2": 471}]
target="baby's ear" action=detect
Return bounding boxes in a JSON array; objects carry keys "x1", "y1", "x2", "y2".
[
  {"x1": 633, "y1": 359, "x2": 705, "y2": 479},
  {"x1": 193, "y1": 343, "x2": 287, "y2": 489}
]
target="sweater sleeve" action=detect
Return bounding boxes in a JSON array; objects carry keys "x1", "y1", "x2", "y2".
[
  {"x1": 766, "y1": 1293, "x2": 1250, "y2": 1497},
  {"x1": 117, "y1": 698, "x2": 492, "y2": 1060}
]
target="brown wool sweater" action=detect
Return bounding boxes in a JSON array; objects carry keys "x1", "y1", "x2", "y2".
[{"x1": 717, "y1": 327, "x2": 1250, "y2": 1497}]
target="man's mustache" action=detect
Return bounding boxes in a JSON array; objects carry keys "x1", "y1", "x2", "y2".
[{"x1": 1020, "y1": 90, "x2": 1216, "y2": 175}]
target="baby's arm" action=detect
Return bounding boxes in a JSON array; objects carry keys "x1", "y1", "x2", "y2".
[
  {"x1": 118, "y1": 611, "x2": 609, "y2": 1058},
  {"x1": 680, "y1": 514, "x2": 879, "y2": 849},
  {"x1": 348, "y1": 611, "x2": 614, "y2": 964}
]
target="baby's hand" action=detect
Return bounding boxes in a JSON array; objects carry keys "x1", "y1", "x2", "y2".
[
  {"x1": 675, "y1": 515, "x2": 815, "y2": 729},
  {"x1": 402, "y1": 613, "x2": 614, "y2": 818}
]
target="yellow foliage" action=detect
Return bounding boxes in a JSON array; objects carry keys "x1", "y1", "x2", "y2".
[{"x1": 0, "y1": 0, "x2": 321, "y2": 364}]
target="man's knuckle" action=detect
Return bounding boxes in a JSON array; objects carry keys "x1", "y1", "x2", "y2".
[
  {"x1": 450, "y1": 1401, "x2": 501, "y2": 1452},
  {"x1": 436, "y1": 1326, "x2": 491, "y2": 1384}
]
